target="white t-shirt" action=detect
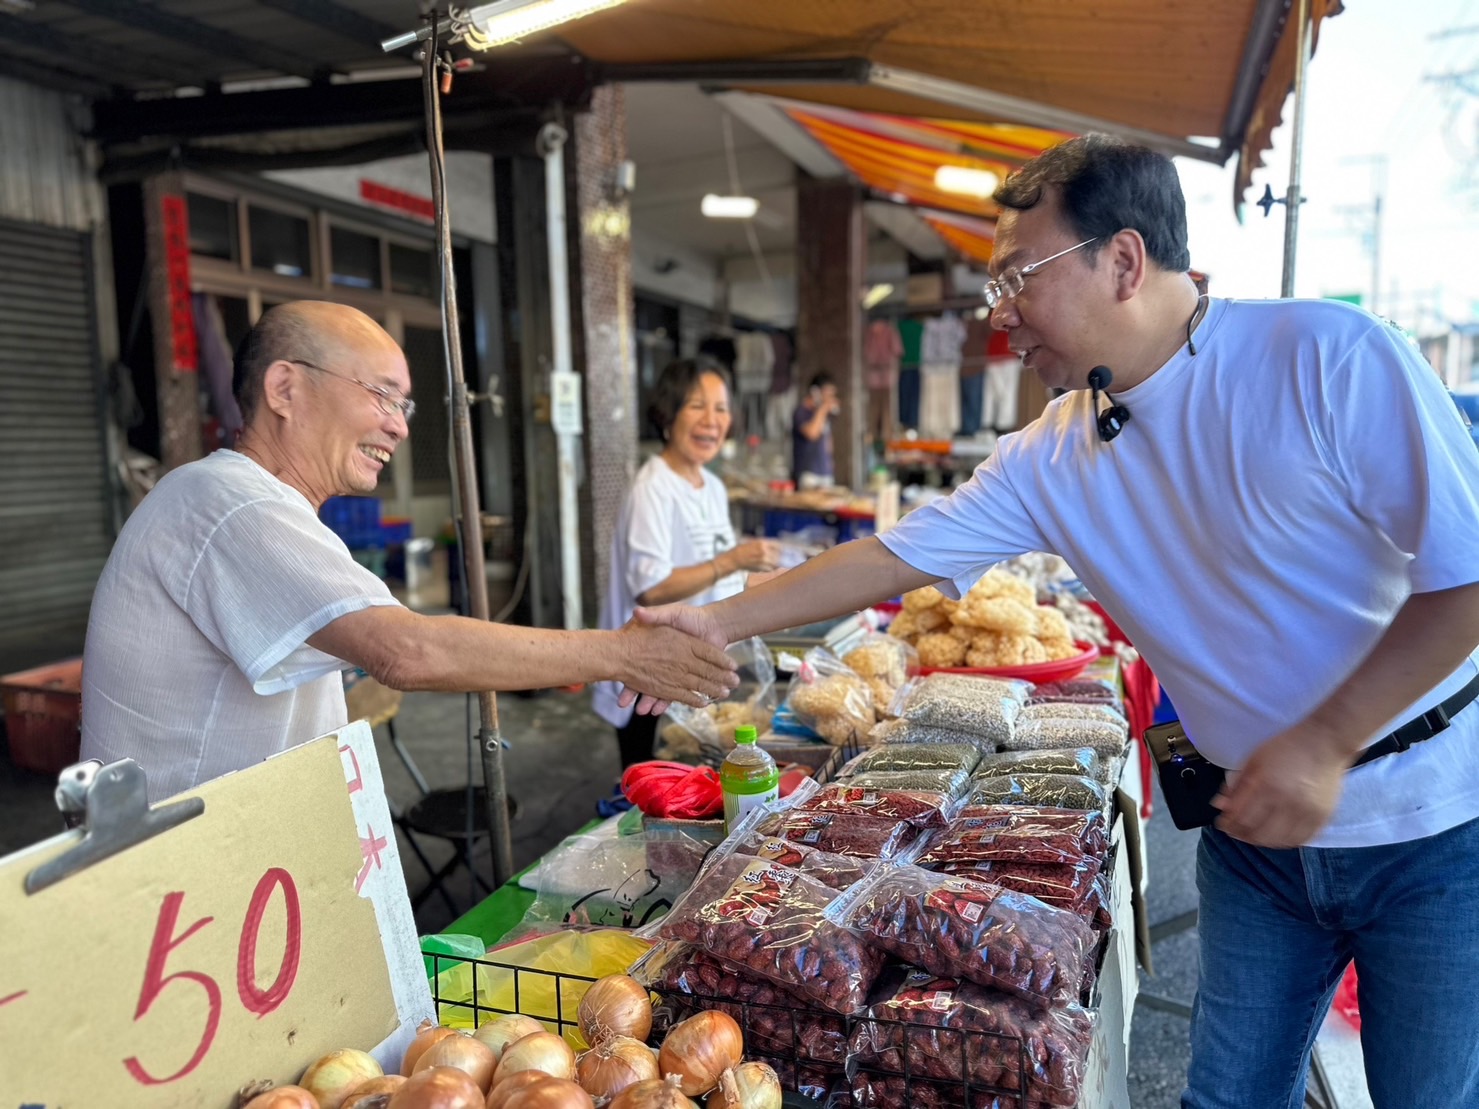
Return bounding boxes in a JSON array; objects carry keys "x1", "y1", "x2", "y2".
[
  {"x1": 880, "y1": 298, "x2": 1479, "y2": 848},
  {"x1": 81, "y1": 450, "x2": 400, "y2": 801},
  {"x1": 592, "y1": 454, "x2": 744, "y2": 727}
]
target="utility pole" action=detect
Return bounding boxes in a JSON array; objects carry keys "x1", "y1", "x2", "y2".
[{"x1": 1336, "y1": 155, "x2": 1386, "y2": 314}]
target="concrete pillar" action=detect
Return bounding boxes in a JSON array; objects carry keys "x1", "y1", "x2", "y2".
[
  {"x1": 795, "y1": 175, "x2": 865, "y2": 491},
  {"x1": 568, "y1": 86, "x2": 636, "y2": 627},
  {"x1": 142, "y1": 173, "x2": 203, "y2": 472}
]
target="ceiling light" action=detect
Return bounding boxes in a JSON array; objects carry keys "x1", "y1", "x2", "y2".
[
  {"x1": 934, "y1": 165, "x2": 1000, "y2": 200},
  {"x1": 701, "y1": 194, "x2": 759, "y2": 219},
  {"x1": 862, "y1": 283, "x2": 895, "y2": 310},
  {"x1": 463, "y1": 0, "x2": 628, "y2": 49}
]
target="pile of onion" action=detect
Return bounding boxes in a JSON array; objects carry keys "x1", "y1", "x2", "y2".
[
  {"x1": 575, "y1": 1035, "x2": 660, "y2": 1100},
  {"x1": 705, "y1": 1064, "x2": 781, "y2": 1109},
  {"x1": 487, "y1": 1073, "x2": 595, "y2": 1109},
  {"x1": 474, "y1": 1014, "x2": 548, "y2": 1060},
  {"x1": 343, "y1": 1075, "x2": 406, "y2": 1109},
  {"x1": 495, "y1": 1031, "x2": 578, "y2": 1084},
  {"x1": 577, "y1": 975, "x2": 654, "y2": 1045},
  {"x1": 402, "y1": 1020, "x2": 459, "y2": 1076},
  {"x1": 386, "y1": 1065, "x2": 484, "y2": 1109},
  {"x1": 608, "y1": 1075, "x2": 699, "y2": 1109},
  {"x1": 411, "y1": 1031, "x2": 497, "y2": 1092},
  {"x1": 242, "y1": 1088, "x2": 320, "y2": 1109},
  {"x1": 299, "y1": 1048, "x2": 384, "y2": 1109},
  {"x1": 657, "y1": 1012, "x2": 744, "y2": 1097}
]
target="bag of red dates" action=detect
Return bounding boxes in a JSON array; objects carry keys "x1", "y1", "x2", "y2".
[
  {"x1": 634, "y1": 941, "x2": 850, "y2": 1065},
  {"x1": 796, "y1": 782, "x2": 960, "y2": 829},
  {"x1": 918, "y1": 805, "x2": 1109, "y2": 868},
  {"x1": 656, "y1": 854, "x2": 886, "y2": 1013},
  {"x1": 753, "y1": 808, "x2": 925, "y2": 860},
  {"x1": 720, "y1": 826, "x2": 880, "y2": 890},
  {"x1": 936, "y1": 858, "x2": 1103, "y2": 920},
  {"x1": 829, "y1": 865, "x2": 1094, "y2": 1008},
  {"x1": 849, "y1": 967, "x2": 1095, "y2": 1107}
]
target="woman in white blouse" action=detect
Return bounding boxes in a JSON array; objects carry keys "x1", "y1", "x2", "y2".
[{"x1": 593, "y1": 359, "x2": 781, "y2": 767}]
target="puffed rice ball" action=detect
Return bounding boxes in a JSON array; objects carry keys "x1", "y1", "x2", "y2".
[
  {"x1": 913, "y1": 606, "x2": 949, "y2": 633},
  {"x1": 902, "y1": 585, "x2": 947, "y2": 612},
  {"x1": 916, "y1": 632, "x2": 968, "y2": 668},
  {"x1": 1034, "y1": 606, "x2": 1073, "y2": 641},
  {"x1": 956, "y1": 597, "x2": 1036, "y2": 635},
  {"x1": 1041, "y1": 637, "x2": 1081, "y2": 661},
  {"x1": 888, "y1": 611, "x2": 921, "y2": 641}
]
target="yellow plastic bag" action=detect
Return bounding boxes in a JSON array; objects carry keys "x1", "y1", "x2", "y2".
[{"x1": 430, "y1": 928, "x2": 652, "y2": 1048}]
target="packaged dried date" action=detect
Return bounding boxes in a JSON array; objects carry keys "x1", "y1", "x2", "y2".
[
  {"x1": 849, "y1": 967, "x2": 1096, "y2": 1107},
  {"x1": 828, "y1": 865, "x2": 1093, "y2": 1008},
  {"x1": 754, "y1": 808, "x2": 925, "y2": 860},
  {"x1": 797, "y1": 782, "x2": 960, "y2": 829},
  {"x1": 919, "y1": 805, "x2": 1109, "y2": 866},
  {"x1": 1026, "y1": 679, "x2": 1120, "y2": 707},
  {"x1": 936, "y1": 858, "x2": 1103, "y2": 918},
  {"x1": 722, "y1": 825, "x2": 880, "y2": 890},
  {"x1": 656, "y1": 854, "x2": 885, "y2": 1013}
]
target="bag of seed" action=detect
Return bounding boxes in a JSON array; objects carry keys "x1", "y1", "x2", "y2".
[{"x1": 891, "y1": 674, "x2": 1030, "y2": 746}]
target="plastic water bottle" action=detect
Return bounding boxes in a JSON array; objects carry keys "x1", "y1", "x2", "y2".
[{"x1": 720, "y1": 725, "x2": 780, "y2": 831}]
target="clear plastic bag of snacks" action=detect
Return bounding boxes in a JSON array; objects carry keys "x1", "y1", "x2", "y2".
[
  {"x1": 1026, "y1": 679, "x2": 1119, "y2": 706},
  {"x1": 937, "y1": 805, "x2": 1110, "y2": 860},
  {"x1": 844, "y1": 634, "x2": 918, "y2": 716},
  {"x1": 827, "y1": 865, "x2": 1094, "y2": 1008},
  {"x1": 891, "y1": 674, "x2": 1030, "y2": 745},
  {"x1": 849, "y1": 967, "x2": 1097, "y2": 1106},
  {"x1": 935, "y1": 858, "x2": 1103, "y2": 918},
  {"x1": 848, "y1": 742, "x2": 983, "y2": 776},
  {"x1": 967, "y1": 773, "x2": 1110, "y2": 814},
  {"x1": 754, "y1": 809, "x2": 925, "y2": 861},
  {"x1": 1007, "y1": 718, "x2": 1128, "y2": 758},
  {"x1": 797, "y1": 782, "x2": 961, "y2": 829},
  {"x1": 720, "y1": 823, "x2": 881, "y2": 890},
  {"x1": 869, "y1": 718, "x2": 995, "y2": 751},
  {"x1": 654, "y1": 854, "x2": 887, "y2": 1013},
  {"x1": 786, "y1": 647, "x2": 878, "y2": 747},
  {"x1": 634, "y1": 941, "x2": 849, "y2": 1065},
  {"x1": 973, "y1": 747, "x2": 1105, "y2": 783}
]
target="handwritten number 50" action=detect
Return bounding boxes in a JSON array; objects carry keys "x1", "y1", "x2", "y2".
[{"x1": 124, "y1": 868, "x2": 302, "y2": 1085}]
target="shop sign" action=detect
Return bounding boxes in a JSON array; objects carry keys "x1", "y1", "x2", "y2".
[
  {"x1": 160, "y1": 194, "x2": 198, "y2": 373},
  {"x1": 551, "y1": 371, "x2": 583, "y2": 435},
  {"x1": 0, "y1": 725, "x2": 430, "y2": 1108}
]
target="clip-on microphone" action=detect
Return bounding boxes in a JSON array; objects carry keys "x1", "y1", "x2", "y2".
[{"x1": 1088, "y1": 366, "x2": 1130, "y2": 443}]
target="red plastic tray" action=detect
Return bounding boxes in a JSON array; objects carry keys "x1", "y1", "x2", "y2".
[{"x1": 917, "y1": 641, "x2": 1100, "y2": 684}]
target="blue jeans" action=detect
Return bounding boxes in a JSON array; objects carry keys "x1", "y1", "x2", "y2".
[
  {"x1": 898, "y1": 367, "x2": 921, "y2": 430},
  {"x1": 958, "y1": 372, "x2": 985, "y2": 436},
  {"x1": 1185, "y1": 819, "x2": 1479, "y2": 1108}
]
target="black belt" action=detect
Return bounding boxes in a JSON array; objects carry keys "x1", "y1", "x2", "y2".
[{"x1": 1351, "y1": 673, "x2": 1479, "y2": 769}]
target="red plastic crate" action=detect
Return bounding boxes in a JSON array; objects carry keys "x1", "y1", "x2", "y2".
[{"x1": 1, "y1": 657, "x2": 83, "y2": 774}]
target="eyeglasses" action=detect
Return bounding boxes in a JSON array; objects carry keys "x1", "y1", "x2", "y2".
[
  {"x1": 289, "y1": 359, "x2": 416, "y2": 421},
  {"x1": 982, "y1": 237, "x2": 1098, "y2": 309}
]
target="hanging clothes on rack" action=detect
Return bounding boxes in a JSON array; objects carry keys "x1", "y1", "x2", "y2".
[
  {"x1": 896, "y1": 316, "x2": 925, "y2": 431},
  {"x1": 983, "y1": 327, "x2": 1022, "y2": 434},
  {"x1": 734, "y1": 330, "x2": 775, "y2": 438},
  {"x1": 863, "y1": 318, "x2": 903, "y2": 443},
  {"x1": 918, "y1": 312, "x2": 967, "y2": 440},
  {"x1": 958, "y1": 313, "x2": 992, "y2": 438}
]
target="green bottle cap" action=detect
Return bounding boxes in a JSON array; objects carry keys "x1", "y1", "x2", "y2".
[{"x1": 734, "y1": 725, "x2": 758, "y2": 744}]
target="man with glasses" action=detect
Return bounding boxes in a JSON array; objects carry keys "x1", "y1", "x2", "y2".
[
  {"x1": 627, "y1": 135, "x2": 1479, "y2": 1107},
  {"x1": 81, "y1": 300, "x2": 736, "y2": 802}
]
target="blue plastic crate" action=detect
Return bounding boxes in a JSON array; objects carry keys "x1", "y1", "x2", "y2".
[
  {"x1": 379, "y1": 520, "x2": 413, "y2": 546},
  {"x1": 320, "y1": 496, "x2": 382, "y2": 546}
]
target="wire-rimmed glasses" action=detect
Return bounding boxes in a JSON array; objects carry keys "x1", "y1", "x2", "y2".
[
  {"x1": 982, "y1": 237, "x2": 1098, "y2": 309},
  {"x1": 289, "y1": 358, "x2": 416, "y2": 421}
]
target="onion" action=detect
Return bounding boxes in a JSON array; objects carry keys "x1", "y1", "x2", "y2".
[
  {"x1": 474, "y1": 1014, "x2": 548, "y2": 1060},
  {"x1": 577, "y1": 975, "x2": 653, "y2": 1045},
  {"x1": 704, "y1": 1064, "x2": 781, "y2": 1109},
  {"x1": 487, "y1": 1070, "x2": 558, "y2": 1109},
  {"x1": 657, "y1": 1012, "x2": 743, "y2": 1097},
  {"x1": 404, "y1": 1020, "x2": 460, "y2": 1076},
  {"x1": 241, "y1": 1087, "x2": 321, "y2": 1109},
  {"x1": 495, "y1": 1032, "x2": 576, "y2": 1084},
  {"x1": 575, "y1": 1036, "x2": 659, "y2": 1100},
  {"x1": 413, "y1": 1031, "x2": 497, "y2": 1092},
  {"x1": 386, "y1": 1066, "x2": 484, "y2": 1109},
  {"x1": 342, "y1": 1097, "x2": 392, "y2": 1109},
  {"x1": 343, "y1": 1075, "x2": 407, "y2": 1109},
  {"x1": 301, "y1": 1049, "x2": 384, "y2": 1109},
  {"x1": 497, "y1": 1078, "x2": 595, "y2": 1109},
  {"x1": 608, "y1": 1076, "x2": 699, "y2": 1109}
]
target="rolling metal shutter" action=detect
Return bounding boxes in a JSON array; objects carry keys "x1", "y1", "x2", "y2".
[{"x1": 0, "y1": 217, "x2": 111, "y2": 674}]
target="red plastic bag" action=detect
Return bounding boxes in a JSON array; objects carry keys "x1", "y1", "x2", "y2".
[{"x1": 1334, "y1": 964, "x2": 1361, "y2": 1030}]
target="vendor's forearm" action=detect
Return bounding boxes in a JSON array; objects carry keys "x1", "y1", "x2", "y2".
[
  {"x1": 707, "y1": 537, "x2": 936, "y2": 643},
  {"x1": 311, "y1": 607, "x2": 628, "y2": 693},
  {"x1": 1301, "y1": 581, "x2": 1479, "y2": 759},
  {"x1": 638, "y1": 554, "x2": 732, "y2": 607}
]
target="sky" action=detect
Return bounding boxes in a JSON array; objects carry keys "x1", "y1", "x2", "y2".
[{"x1": 1176, "y1": 0, "x2": 1479, "y2": 334}]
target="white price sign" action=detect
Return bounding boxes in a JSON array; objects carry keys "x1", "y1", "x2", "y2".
[{"x1": 551, "y1": 371, "x2": 583, "y2": 435}]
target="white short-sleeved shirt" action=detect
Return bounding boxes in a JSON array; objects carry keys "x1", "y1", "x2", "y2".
[
  {"x1": 81, "y1": 450, "x2": 400, "y2": 800},
  {"x1": 592, "y1": 455, "x2": 743, "y2": 727},
  {"x1": 880, "y1": 298, "x2": 1479, "y2": 848}
]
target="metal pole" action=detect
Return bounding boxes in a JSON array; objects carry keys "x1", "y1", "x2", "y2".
[
  {"x1": 1280, "y1": 0, "x2": 1313, "y2": 298},
  {"x1": 539, "y1": 119, "x2": 585, "y2": 631},
  {"x1": 420, "y1": 29, "x2": 515, "y2": 886}
]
